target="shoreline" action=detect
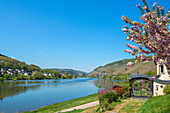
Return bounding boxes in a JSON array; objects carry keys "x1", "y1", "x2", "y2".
[{"x1": 25, "y1": 93, "x2": 98, "y2": 113}]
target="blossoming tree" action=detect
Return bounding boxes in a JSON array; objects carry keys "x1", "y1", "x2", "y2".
[{"x1": 121, "y1": 0, "x2": 170, "y2": 73}]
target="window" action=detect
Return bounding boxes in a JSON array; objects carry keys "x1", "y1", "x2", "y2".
[
  {"x1": 160, "y1": 65, "x2": 164, "y2": 73},
  {"x1": 156, "y1": 85, "x2": 159, "y2": 91}
]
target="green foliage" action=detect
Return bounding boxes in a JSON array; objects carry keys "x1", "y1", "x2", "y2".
[
  {"x1": 107, "y1": 74, "x2": 112, "y2": 79},
  {"x1": 0, "y1": 55, "x2": 41, "y2": 72},
  {"x1": 98, "y1": 84, "x2": 101, "y2": 89},
  {"x1": 4, "y1": 74, "x2": 12, "y2": 80},
  {"x1": 146, "y1": 71, "x2": 157, "y2": 76},
  {"x1": 0, "y1": 77, "x2": 4, "y2": 81},
  {"x1": 122, "y1": 86, "x2": 130, "y2": 99},
  {"x1": 72, "y1": 75, "x2": 77, "y2": 78},
  {"x1": 119, "y1": 100, "x2": 145, "y2": 113},
  {"x1": 137, "y1": 94, "x2": 170, "y2": 113},
  {"x1": 163, "y1": 85, "x2": 170, "y2": 94},
  {"x1": 101, "y1": 75, "x2": 107, "y2": 79},
  {"x1": 99, "y1": 91, "x2": 118, "y2": 111},
  {"x1": 113, "y1": 73, "x2": 130, "y2": 81}
]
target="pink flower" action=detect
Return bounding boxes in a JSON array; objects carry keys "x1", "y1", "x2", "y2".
[
  {"x1": 121, "y1": 16, "x2": 126, "y2": 21},
  {"x1": 136, "y1": 4, "x2": 140, "y2": 7},
  {"x1": 143, "y1": 5, "x2": 147, "y2": 10},
  {"x1": 121, "y1": 27, "x2": 128, "y2": 32},
  {"x1": 124, "y1": 49, "x2": 132, "y2": 54},
  {"x1": 127, "y1": 62, "x2": 133, "y2": 66},
  {"x1": 126, "y1": 37, "x2": 130, "y2": 40},
  {"x1": 163, "y1": 16, "x2": 167, "y2": 21},
  {"x1": 153, "y1": 2, "x2": 157, "y2": 7}
]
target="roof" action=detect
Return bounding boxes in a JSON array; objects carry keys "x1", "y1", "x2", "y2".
[
  {"x1": 155, "y1": 78, "x2": 170, "y2": 84},
  {"x1": 127, "y1": 73, "x2": 152, "y2": 81}
]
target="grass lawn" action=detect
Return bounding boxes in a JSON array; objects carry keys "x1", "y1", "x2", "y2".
[
  {"x1": 118, "y1": 100, "x2": 145, "y2": 113},
  {"x1": 25, "y1": 93, "x2": 97, "y2": 113},
  {"x1": 66, "y1": 99, "x2": 129, "y2": 113},
  {"x1": 137, "y1": 94, "x2": 170, "y2": 113}
]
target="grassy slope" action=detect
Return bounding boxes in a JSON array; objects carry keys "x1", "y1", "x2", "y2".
[
  {"x1": 25, "y1": 93, "x2": 97, "y2": 113},
  {"x1": 0, "y1": 55, "x2": 21, "y2": 63},
  {"x1": 89, "y1": 57, "x2": 156, "y2": 77},
  {"x1": 118, "y1": 100, "x2": 145, "y2": 113},
  {"x1": 137, "y1": 94, "x2": 170, "y2": 113}
]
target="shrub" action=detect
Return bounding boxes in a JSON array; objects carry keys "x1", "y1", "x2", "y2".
[
  {"x1": 97, "y1": 89, "x2": 110, "y2": 99},
  {"x1": 4, "y1": 74, "x2": 12, "y2": 80},
  {"x1": 122, "y1": 86, "x2": 130, "y2": 99},
  {"x1": 0, "y1": 77, "x2": 4, "y2": 81},
  {"x1": 113, "y1": 87, "x2": 124, "y2": 97},
  {"x1": 163, "y1": 85, "x2": 170, "y2": 94},
  {"x1": 99, "y1": 90, "x2": 118, "y2": 111}
]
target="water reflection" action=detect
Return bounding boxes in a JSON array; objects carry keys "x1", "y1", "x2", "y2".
[
  {"x1": 0, "y1": 78, "x2": 125, "y2": 113},
  {"x1": 0, "y1": 81, "x2": 40, "y2": 101},
  {"x1": 93, "y1": 79, "x2": 125, "y2": 89}
]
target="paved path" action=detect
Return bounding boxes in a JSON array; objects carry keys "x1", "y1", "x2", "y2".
[{"x1": 56, "y1": 101, "x2": 99, "y2": 113}]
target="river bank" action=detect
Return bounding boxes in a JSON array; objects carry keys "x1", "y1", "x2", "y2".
[{"x1": 25, "y1": 93, "x2": 98, "y2": 113}]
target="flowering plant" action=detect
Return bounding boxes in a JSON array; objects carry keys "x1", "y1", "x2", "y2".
[
  {"x1": 97, "y1": 89, "x2": 110, "y2": 99},
  {"x1": 121, "y1": 0, "x2": 170, "y2": 73}
]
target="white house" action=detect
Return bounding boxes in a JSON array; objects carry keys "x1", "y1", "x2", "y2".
[{"x1": 153, "y1": 64, "x2": 170, "y2": 96}]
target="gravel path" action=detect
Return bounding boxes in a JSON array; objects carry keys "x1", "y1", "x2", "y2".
[{"x1": 56, "y1": 100, "x2": 99, "y2": 113}]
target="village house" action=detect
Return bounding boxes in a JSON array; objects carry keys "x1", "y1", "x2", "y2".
[{"x1": 153, "y1": 64, "x2": 170, "y2": 96}]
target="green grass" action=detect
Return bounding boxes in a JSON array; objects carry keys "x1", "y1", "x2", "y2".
[
  {"x1": 118, "y1": 100, "x2": 145, "y2": 113},
  {"x1": 63, "y1": 109, "x2": 88, "y2": 113},
  {"x1": 25, "y1": 93, "x2": 97, "y2": 113},
  {"x1": 137, "y1": 94, "x2": 170, "y2": 113},
  {"x1": 105, "y1": 100, "x2": 124, "y2": 111}
]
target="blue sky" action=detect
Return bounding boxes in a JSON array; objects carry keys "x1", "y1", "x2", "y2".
[{"x1": 0, "y1": 0, "x2": 169, "y2": 72}]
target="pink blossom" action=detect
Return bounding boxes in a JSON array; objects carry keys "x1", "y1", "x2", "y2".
[
  {"x1": 136, "y1": 4, "x2": 140, "y2": 7},
  {"x1": 143, "y1": 5, "x2": 147, "y2": 10},
  {"x1": 126, "y1": 37, "x2": 130, "y2": 40},
  {"x1": 121, "y1": 27, "x2": 128, "y2": 32},
  {"x1": 124, "y1": 49, "x2": 132, "y2": 54},
  {"x1": 153, "y1": 2, "x2": 157, "y2": 7},
  {"x1": 163, "y1": 16, "x2": 167, "y2": 21},
  {"x1": 127, "y1": 62, "x2": 133, "y2": 66},
  {"x1": 121, "y1": 16, "x2": 126, "y2": 21}
]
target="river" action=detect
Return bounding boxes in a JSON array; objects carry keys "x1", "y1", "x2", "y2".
[{"x1": 0, "y1": 77, "x2": 124, "y2": 113}]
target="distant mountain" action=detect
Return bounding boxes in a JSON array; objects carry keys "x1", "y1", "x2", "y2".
[
  {"x1": 49, "y1": 68, "x2": 88, "y2": 76},
  {"x1": 89, "y1": 57, "x2": 156, "y2": 77}
]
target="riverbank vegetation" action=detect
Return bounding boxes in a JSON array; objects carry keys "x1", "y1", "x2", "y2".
[
  {"x1": 26, "y1": 93, "x2": 97, "y2": 113},
  {"x1": 0, "y1": 71, "x2": 78, "y2": 81}
]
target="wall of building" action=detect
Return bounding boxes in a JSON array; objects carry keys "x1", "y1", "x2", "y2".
[
  {"x1": 153, "y1": 82, "x2": 166, "y2": 96},
  {"x1": 157, "y1": 64, "x2": 170, "y2": 80},
  {"x1": 154, "y1": 64, "x2": 170, "y2": 96}
]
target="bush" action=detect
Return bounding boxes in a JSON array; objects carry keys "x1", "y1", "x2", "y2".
[
  {"x1": 163, "y1": 85, "x2": 170, "y2": 94},
  {"x1": 113, "y1": 87, "x2": 124, "y2": 98},
  {"x1": 122, "y1": 86, "x2": 130, "y2": 99},
  {"x1": 99, "y1": 90, "x2": 118, "y2": 111},
  {"x1": 0, "y1": 77, "x2": 4, "y2": 81},
  {"x1": 4, "y1": 74, "x2": 12, "y2": 80},
  {"x1": 97, "y1": 89, "x2": 110, "y2": 99}
]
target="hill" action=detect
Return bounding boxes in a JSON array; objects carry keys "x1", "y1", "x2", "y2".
[
  {"x1": 49, "y1": 68, "x2": 87, "y2": 76},
  {"x1": 89, "y1": 57, "x2": 157, "y2": 77},
  {"x1": 0, "y1": 54, "x2": 40, "y2": 71}
]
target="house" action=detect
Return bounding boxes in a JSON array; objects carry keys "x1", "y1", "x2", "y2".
[{"x1": 153, "y1": 63, "x2": 170, "y2": 96}]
